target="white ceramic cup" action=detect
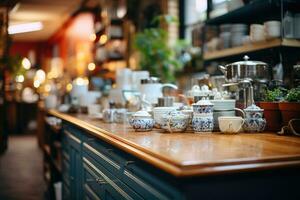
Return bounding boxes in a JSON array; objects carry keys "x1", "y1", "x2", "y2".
[{"x1": 218, "y1": 116, "x2": 244, "y2": 134}]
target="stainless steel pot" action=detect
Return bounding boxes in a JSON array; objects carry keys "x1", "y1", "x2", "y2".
[{"x1": 218, "y1": 55, "x2": 269, "y2": 83}]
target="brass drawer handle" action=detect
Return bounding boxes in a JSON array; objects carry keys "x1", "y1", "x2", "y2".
[
  {"x1": 106, "y1": 148, "x2": 113, "y2": 153},
  {"x1": 125, "y1": 161, "x2": 134, "y2": 166},
  {"x1": 86, "y1": 178, "x2": 106, "y2": 184}
]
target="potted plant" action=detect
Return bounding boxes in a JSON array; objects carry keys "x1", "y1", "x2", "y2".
[
  {"x1": 134, "y1": 15, "x2": 189, "y2": 83},
  {"x1": 259, "y1": 88, "x2": 284, "y2": 131},
  {"x1": 279, "y1": 87, "x2": 300, "y2": 129}
]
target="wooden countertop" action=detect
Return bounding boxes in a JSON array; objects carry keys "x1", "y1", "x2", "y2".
[{"x1": 48, "y1": 110, "x2": 300, "y2": 177}]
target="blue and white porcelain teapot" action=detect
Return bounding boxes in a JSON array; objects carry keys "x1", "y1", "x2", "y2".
[{"x1": 236, "y1": 104, "x2": 266, "y2": 133}]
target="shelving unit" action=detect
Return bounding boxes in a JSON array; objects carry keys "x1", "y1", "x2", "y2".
[
  {"x1": 189, "y1": 0, "x2": 300, "y2": 88},
  {"x1": 41, "y1": 113, "x2": 63, "y2": 200},
  {"x1": 204, "y1": 38, "x2": 300, "y2": 60}
]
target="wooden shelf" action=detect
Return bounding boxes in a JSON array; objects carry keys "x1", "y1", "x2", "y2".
[{"x1": 203, "y1": 39, "x2": 300, "y2": 60}]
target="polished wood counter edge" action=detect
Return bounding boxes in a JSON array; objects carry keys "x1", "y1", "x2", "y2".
[{"x1": 47, "y1": 110, "x2": 300, "y2": 177}]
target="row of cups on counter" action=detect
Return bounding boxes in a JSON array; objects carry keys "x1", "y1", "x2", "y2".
[{"x1": 128, "y1": 98, "x2": 266, "y2": 134}]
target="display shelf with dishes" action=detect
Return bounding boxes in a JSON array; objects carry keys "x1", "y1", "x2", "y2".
[
  {"x1": 204, "y1": 38, "x2": 300, "y2": 60},
  {"x1": 201, "y1": 0, "x2": 300, "y2": 59}
]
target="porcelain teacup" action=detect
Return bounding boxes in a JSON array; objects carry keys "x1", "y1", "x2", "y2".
[{"x1": 218, "y1": 116, "x2": 244, "y2": 134}]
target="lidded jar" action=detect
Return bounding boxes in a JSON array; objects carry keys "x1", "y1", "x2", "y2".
[
  {"x1": 192, "y1": 98, "x2": 214, "y2": 116},
  {"x1": 192, "y1": 98, "x2": 214, "y2": 133},
  {"x1": 129, "y1": 110, "x2": 154, "y2": 132}
]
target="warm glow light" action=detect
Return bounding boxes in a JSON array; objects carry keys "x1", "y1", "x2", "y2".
[
  {"x1": 22, "y1": 58, "x2": 31, "y2": 70},
  {"x1": 66, "y1": 83, "x2": 73, "y2": 92},
  {"x1": 8, "y1": 22, "x2": 43, "y2": 34},
  {"x1": 89, "y1": 33, "x2": 96, "y2": 42},
  {"x1": 88, "y1": 63, "x2": 96, "y2": 71},
  {"x1": 99, "y1": 34, "x2": 108, "y2": 45},
  {"x1": 73, "y1": 77, "x2": 89, "y2": 86},
  {"x1": 34, "y1": 80, "x2": 40, "y2": 88},
  {"x1": 15, "y1": 75, "x2": 24, "y2": 83},
  {"x1": 45, "y1": 84, "x2": 51, "y2": 92},
  {"x1": 35, "y1": 69, "x2": 46, "y2": 83}
]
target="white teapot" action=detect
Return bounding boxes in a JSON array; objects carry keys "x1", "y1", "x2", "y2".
[{"x1": 139, "y1": 77, "x2": 177, "y2": 105}]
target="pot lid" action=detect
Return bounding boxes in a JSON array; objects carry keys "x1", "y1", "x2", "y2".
[
  {"x1": 244, "y1": 104, "x2": 264, "y2": 111},
  {"x1": 133, "y1": 110, "x2": 152, "y2": 117},
  {"x1": 228, "y1": 55, "x2": 267, "y2": 66}
]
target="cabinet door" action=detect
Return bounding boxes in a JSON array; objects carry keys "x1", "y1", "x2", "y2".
[{"x1": 63, "y1": 128, "x2": 83, "y2": 200}]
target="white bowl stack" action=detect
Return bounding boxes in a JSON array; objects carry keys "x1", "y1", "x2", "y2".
[{"x1": 264, "y1": 21, "x2": 281, "y2": 39}]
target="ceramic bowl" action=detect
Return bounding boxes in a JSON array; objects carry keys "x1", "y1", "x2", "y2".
[
  {"x1": 210, "y1": 100, "x2": 236, "y2": 111},
  {"x1": 130, "y1": 118, "x2": 155, "y2": 132},
  {"x1": 161, "y1": 111, "x2": 189, "y2": 133},
  {"x1": 192, "y1": 115, "x2": 214, "y2": 133}
]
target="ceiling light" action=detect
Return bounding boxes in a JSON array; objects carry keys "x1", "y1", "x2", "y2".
[{"x1": 8, "y1": 22, "x2": 43, "y2": 35}]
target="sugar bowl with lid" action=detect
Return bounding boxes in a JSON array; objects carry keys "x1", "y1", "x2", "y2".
[{"x1": 129, "y1": 110, "x2": 154, "y2": 132}]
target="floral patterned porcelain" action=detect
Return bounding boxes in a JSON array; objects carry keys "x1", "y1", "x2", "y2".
[
  {"x1": 192, "y1": 99, "x2": 214, "y2": 133},
  {"x1": 241, "y1": 104, "x2": 266, "y2": 133},
  {"x1": 192, "y1": 116, "x2": 214, "y2": 132},
  {"x1": 130, "y1": 110, "x2": 154, "y2": 132},
  {"x1": 161, "y1": 110, "x2": 189, "y2": 133},
  {"x1": 192, "y1": 99, "x2": 214, "y2": 115}
]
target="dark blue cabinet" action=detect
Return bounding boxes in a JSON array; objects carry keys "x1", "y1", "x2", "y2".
[
  {"x1": 61, "y1": 123, "x2": 181, "y2": 200},
  {"x1": 62, "y1": 125, "x2": 83, "y2": 200}
]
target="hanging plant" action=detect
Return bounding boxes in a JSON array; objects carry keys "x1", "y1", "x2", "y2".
[{"x1": 134, "y1": 15, "x2": 189, "y2": 83}]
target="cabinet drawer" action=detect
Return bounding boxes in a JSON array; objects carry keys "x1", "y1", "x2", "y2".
[
  {"x1": 83, "y1": 158, "x2": 105, "y2": 199},
  {"x1": 62, "y1": 183, "x2": 71, "y2": 200},
  {"x1": 123, "y1": 161, "x2": 179, "y2": 200},
  {"x1": 83, "y1": 183, "x2": 102, "y2": 200},
  {"x1": 83, "y1": 141, "x2": 122, "y2": 176},
  {"x1": 83, "y1": 154, "x2": 143, "y2": 200}
]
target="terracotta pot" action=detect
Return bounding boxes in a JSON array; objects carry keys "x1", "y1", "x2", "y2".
[
  {"x1": 279, "y1": 102, "x2": 300, "y2": 131},
  {"x1": 258, "y1": 102, "x2": 282, "y2": 132}
]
